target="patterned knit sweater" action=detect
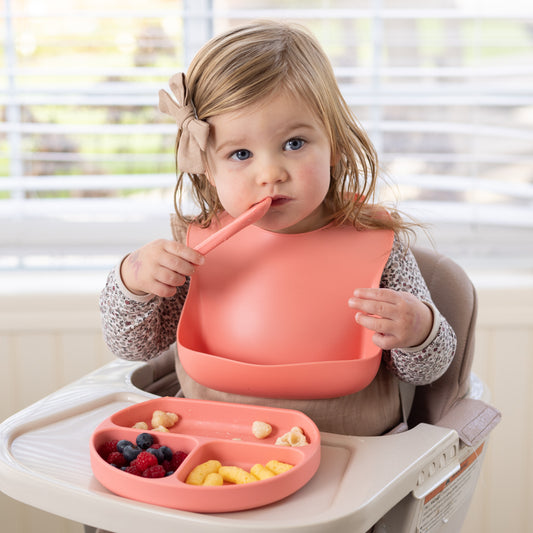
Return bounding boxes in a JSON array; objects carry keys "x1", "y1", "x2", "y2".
[{"x1": 99, "y1": 234, "x2": 456, "y2": 387}]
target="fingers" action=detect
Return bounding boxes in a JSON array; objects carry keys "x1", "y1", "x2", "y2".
[
  {"x1": 152, "y1": 241, "x2": 206, "y2": 296},
  {"x1": 367, "y1": 331, "x2": 396, "y2": 351},
  {"x1": 353, "y1": 311, "x2": 398, "y2": 351},
  {"x1": 348, "y1": 289, "x2": 396, "y2": 349},
  {"x1": 158, "y1": 242, "x2": 203, "y2": 280},
  {"x1": 348, "y1": 288, "x2": 433, "y2": 350},
  {"x1": 348, "y1": 288, "x2": 397, "y2": 318},
  {"x1": 121, "y1": 239, "x2": 206, "y2": 298},
  {"x1": 163, "y1": 240, "x2": 205, "y2": 267}
]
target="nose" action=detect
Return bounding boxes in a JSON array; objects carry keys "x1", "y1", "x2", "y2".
[{"x1": 258, "y1": 160, "x2": 288, "y2": 186}]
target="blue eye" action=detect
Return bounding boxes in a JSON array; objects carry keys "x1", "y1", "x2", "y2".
[
  {"x1": 285, "y1": 138, "x2": 305, "y2": 151},
  {"x1": 230, "y1": 149, "x2": 252, "y2": 161}
]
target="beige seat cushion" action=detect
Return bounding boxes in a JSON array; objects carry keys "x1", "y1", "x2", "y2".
[{"x1": 409, "y1": 247, "x2": 477, "y2": 426}]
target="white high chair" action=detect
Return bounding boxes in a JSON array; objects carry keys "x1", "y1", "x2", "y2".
[{"x1": 0, "y1": 247, "x2": 500, "y2": 533}]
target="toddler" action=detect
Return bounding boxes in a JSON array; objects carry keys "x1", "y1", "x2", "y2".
[{"x1": 100, "y1": 20, "x2": 456, "y2": 436}]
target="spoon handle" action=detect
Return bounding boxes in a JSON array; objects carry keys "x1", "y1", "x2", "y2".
[{"x1": 194, "y1": 197, "x2": 272, "y2": 255}]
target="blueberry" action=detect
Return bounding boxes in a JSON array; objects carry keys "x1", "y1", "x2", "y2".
[
  {"x1": 147, "y1": 447, "x2": 164, "y2": 464},
  {"x1": 165, "y1": 470, "x2": 174, "y2": 477},
  {"x1": 159, "y1": 446, "x2": 173, "y2": 462},
  {"x1": 117, "y1": 439, "x2": 133, "y2": 453},
  {"x1": 123, "y1": 444, "x2": 141, "y2": 463},
  {"x1": 136, "y1": 433, "x2": 154, "y2": 450}
]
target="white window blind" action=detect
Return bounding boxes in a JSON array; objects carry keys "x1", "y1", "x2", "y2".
[{"x1": 1, "y1": 0, "x2": 532, "y2": 272}]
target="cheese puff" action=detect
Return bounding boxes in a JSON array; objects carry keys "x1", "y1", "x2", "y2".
[
  {"x1": 132, "y1": 422, "x2": 148, "y2": 430},
  {"x1": 250, "y1": 463, "x2": 276, "y2": 480},
  {"x1": 252, "y1": 420, "x2": 272, "y2": 439},
  {"x1": 152, "y1": 425, "x2": 169, "y2": 432},
  {"x1": 218, "y1": 466, "x2": 258, "y2": 484},
  {"x1": 151, "y1": 410, "x2": 179, "y2": 429},
  {"x1": 185, "y1": 460, "x2": 222, "y2": 485},
  {"x1": 203, "y1": 472, "x2": 224, "y2": 486},
  {"x1": 265, "y1": 460, "x2": 294, "y2": 475},
  {"x1": 275, "y1": 426, "x2": 308, "y2": 447}
]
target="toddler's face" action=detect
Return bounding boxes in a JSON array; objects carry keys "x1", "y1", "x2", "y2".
[{"x1": 205, "y1": 90, "x2": 333, "y2": 233}]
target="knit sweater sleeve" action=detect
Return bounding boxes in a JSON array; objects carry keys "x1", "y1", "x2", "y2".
[
  {"x1": 99, "y1": 215, "x2": 190, "y2": 361},
  {"x1": 380, "y1": 236, "x2": 457, "y2": 385},
  {"x1": 99, "y1": 263, "x2": 189, "y2": 361}
]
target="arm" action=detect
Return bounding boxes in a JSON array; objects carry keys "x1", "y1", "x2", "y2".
[
  {"x1": 99, "y1": 218, "x2": 204, "y2": 361},
  {"x1": 99, "y1": 262, "x2": 189, "y2": 361},
  {"x1": 349, "y1": 236, "x2": 457, "y2": 385}
]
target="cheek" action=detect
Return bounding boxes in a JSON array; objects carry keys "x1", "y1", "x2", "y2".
[
  {"x1": 300, "y1": 160, "x2": 331, "y2": 195},
  {"x1": 213, "y1": 179, "x2": 251, "y2": 217}
]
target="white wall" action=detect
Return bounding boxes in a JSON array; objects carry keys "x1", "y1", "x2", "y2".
[
  {"x1": 462, "y1": 278, "x2": 533, "y2": 533},
  {"x1": 0, "y1": 290, "x2": 112, "y2": 533},
  {"x1": 0, "y1": 278, "x2": 531, "y2": 532}
]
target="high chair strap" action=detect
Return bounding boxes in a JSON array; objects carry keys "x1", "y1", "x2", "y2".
[{"x1": 399, "y1": 380, "x2": 416, "y2": 428}]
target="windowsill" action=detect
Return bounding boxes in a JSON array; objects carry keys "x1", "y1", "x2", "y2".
[
  {"x1": 1, "y1": 264, "x2": 532, "y2": 296},
  {"x1": 0, "y1": 270, "x2": 110, "y2": 295},
  {"x1": 467, "y1": 268, "x2": 533, "y2": 289}
]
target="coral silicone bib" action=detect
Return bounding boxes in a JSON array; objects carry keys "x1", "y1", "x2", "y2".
[{"x1": 177, "y1": 215, "x2": 394, "y2": 399}]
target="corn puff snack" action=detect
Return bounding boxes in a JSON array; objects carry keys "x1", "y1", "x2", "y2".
[
  {"x1": 132, "y1": 410, "x2": 179, "y2": 432},
  {"x1": 218, "y1": 466, "x2": 258, "y2": 484},
  {"x1": 250, "y1": 463, "x2": 276, "y2": 480},
  {"x1": 252, "y1": 420, "x2": 272, "y2": 439},
  {"x1": 151, "y1": 410, "x2": 179, "y2": 429},
  {"x1": 203, "y1": 472, "x2": 224, "y2": 486},
  {"x1": 186, "y1": 459, "x2": 222, "y2": 485},
  {"x1": 265, "y1": 460, "x2": 294, "y2": 475},
  {"x1": 275, "y1": 426, "x2": 308, "y2": 447}
]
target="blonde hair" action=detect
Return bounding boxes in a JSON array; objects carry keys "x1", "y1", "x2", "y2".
[{"x1": 173, "y1": 20, "x2": 410, "y2": 235}]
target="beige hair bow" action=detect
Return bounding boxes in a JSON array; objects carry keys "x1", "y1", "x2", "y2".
[{"x1": 159, "y1": 72, "x2": 209, "y2": 174}]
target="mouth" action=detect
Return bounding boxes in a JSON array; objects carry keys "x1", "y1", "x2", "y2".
[{"x1": 269, "y1": 195, "x2": 291, "y2": 207}]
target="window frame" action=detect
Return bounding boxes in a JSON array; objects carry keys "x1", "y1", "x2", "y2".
[{"x1": 1, "y1": 1, "x2": 532, "y2": 272}]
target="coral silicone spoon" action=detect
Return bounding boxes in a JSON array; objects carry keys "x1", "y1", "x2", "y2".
[{"x1": 194, "y1": 197, "x2": 272, "y2": 255}]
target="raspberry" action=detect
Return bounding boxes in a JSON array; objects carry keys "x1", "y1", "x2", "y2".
[
  {"x1": 132, "y1": 451, "x2": 158, "y2": 472},
  {"x1": 170, "y1": 450, "x2": 188, "y2": 470},
  {"x1": 142, "y1": 465, "x2": 166, "y2": 478},
  {"x1": 98, "y1": 440, "x2": 118, "y2": 460},
  {"x1": 122, "y1": 465, "x2": 142, "y2": 476},
  {"x1": 106, "y1": 451, "x2": 126, "y2": 467},
  {"x1": 98, "y1": 434, "x2": 183, "y2": 479}
]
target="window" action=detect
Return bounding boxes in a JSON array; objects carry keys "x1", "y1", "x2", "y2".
[{"x1": 2, "y1": 0, "x2": 532, "y2": 272}]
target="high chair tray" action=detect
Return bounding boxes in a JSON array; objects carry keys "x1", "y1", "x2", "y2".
[
  {"x1": 0, "y1": 359, "x2": 462, "y2": 533},
  {"x1": 90, "y1": 397, "x2": 320, "y2": 512}
]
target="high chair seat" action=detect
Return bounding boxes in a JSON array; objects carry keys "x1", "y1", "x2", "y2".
[
  {"x1": 408, "y1": 247, "x2": 499, "y2": 446},
  {"x1": 409, "y1": 246, "x2": 478, "y2": 425}
]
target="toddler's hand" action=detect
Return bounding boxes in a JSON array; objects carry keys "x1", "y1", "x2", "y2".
[
  {"x1": 348, "y1": 288, "x2": 433, "y2": 350},
  {"x1": 120, "y1": 239, "x2": 205, "y2": 298}
]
